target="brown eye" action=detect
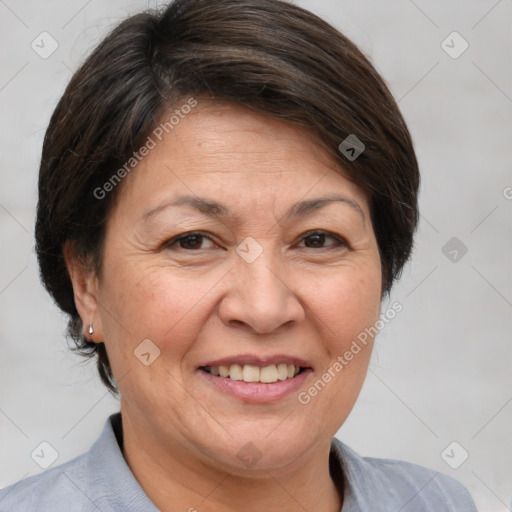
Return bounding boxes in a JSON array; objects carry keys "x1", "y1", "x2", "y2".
[
  {"x1": 304, "y1": 232, "x2": 327, "y2": 248},
  {"x1": 299, "y1": 230, "x2": 347, "y2": 249},
  {"x1": 166, "y1": 232, "x2": 215, "y2": 251},
  {"x1": 179, "y1": 234, "x2": 204, "y2": 249}
]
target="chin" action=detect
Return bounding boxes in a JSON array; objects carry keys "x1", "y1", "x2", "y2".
[{"x1": 193, "y1": 420, "x2": 323, "y2": 476}]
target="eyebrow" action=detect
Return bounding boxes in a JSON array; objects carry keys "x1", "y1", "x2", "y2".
[{"x1": 140, "y1": 193, "x2": 365, "y2": 222}]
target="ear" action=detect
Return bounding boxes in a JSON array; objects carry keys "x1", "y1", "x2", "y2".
[{"x1": 63, "y1": 241, "x2": 103, "y2": 343}]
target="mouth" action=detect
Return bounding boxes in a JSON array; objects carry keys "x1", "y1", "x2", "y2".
[
  {"x1": 199, "y1": 363, "x2": 307, "y2": 384},
  {"x1": 197, "y1": 356, "x2": 312, "y2": 403}
]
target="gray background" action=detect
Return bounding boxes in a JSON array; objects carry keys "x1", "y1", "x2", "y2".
[{"x1": 1, "y1": 1, "x2": 511, "y2": 511}]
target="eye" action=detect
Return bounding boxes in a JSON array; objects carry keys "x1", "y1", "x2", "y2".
[
  {"x1": 297, "y1": 230, "x2": 347, "y2": 249},
  {"x1": 166, "y1": 232, "x2": 216, "y2": 251}
]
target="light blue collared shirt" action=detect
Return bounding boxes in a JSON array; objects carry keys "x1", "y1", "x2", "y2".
[{"x1": 0, "y1": 413, "x2": 477, "y2": 511}]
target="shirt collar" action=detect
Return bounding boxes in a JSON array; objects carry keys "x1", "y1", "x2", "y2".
[{"x1": 84, "y1": 412, "x2": 159, "y2": 511}]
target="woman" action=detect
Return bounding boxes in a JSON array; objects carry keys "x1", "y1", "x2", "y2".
[{"x1": 0, "y1": 0, "x2": 477, "y2": 510}]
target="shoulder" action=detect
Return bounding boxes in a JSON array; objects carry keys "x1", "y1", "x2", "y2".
[
  {"x1": 331, "y1": 438, "x2": 478, "y2": 512},
  {"x1": 0, "y1": 453, "x2": 94, "y2": 512},
  {"x1": 0, "y1": 413, "x2": 157, "y2": 512}
]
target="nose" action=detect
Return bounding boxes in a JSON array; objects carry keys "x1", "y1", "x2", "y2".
[{"x1": 218, "y1": 256, "x2": 305, "y2": 334}]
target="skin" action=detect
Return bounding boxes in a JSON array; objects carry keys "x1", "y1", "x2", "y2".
[{"x1": 66, "y1": 98, "x2": 383, "y2": 512}]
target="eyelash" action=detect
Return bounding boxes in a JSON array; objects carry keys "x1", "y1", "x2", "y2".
[{"x1": 165, "y1": 230, "x2": 348, "y2": 252}]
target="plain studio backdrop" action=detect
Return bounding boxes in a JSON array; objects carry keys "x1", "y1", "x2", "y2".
[{"x1": 0, "y1": 1, "x2": 511, "y2": 511}]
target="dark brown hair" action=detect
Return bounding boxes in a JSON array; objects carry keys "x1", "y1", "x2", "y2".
[{"x1": 35, "y1": 0, "x2": 419, "y2": 394}]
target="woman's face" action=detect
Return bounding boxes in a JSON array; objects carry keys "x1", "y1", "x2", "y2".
[{"x1": 87, "y1": 99, "x2": 382, "y2": 473}]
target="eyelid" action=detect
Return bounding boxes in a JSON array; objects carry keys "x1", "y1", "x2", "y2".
[
  {"x1": 296, "y1": 229, "x2": 349, "y2": 249},
  {"x1": 163, "y1": 231, "x2": 217, "y2": 250}
]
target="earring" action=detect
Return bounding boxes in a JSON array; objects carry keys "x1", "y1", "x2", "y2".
[{"x1": 88, "y1": 324, "x2": 94, "y2": 335}]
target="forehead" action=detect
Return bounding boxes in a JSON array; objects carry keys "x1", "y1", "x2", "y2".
[{"x1": 113, "y1": 98, "x2": 370, "y2": 218}]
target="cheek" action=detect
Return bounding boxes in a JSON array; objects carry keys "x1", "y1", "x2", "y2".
[
  {"x1": 298, "y1": 264, "x2": 381, "y2": 424},
  {"x1": 305, "y1": 262, "x2": 382, "y2": 351},
  {"x1": 97, "y1": 264, "x2": 215, "y2": 404},
  {"x1": 99, "y1": 262, "x2": 219, "y2": 358}
]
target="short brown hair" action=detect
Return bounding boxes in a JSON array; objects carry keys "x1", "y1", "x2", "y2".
[{"x1": 35, "y1": 0, "x2": 419, "y2": 394}]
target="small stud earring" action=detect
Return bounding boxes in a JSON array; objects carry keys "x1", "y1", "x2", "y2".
[{"x1": 88, "y1": 324, "x2": 94, "y2": 335}]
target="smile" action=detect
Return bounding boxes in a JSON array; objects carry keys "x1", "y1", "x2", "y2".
[
  {"x1": 198, "y1": 355, "x2": 313, "y2": 402},
  {"x1": 201, "y1": 363, "x2": 304, "y2": 383}
]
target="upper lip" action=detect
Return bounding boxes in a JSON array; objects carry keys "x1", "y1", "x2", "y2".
[{"x1": 200, "y1": 354, "x2": 312, "y2": 369}]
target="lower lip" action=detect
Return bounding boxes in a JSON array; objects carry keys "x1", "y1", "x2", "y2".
[{"x1": 198, "y1": 368, "x2": 312, "y2": 403}]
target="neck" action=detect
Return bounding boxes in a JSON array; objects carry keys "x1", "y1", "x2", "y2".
[{"x1": 120, "y1": 412, "x2": 343, "y2": 512}]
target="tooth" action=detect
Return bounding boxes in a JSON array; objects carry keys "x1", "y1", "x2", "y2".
[
  {"x1": 215, "y1": 363, "x2": 301, "y2": 382},
  {"x1": 229, "y1": 364, "x2": 243, "y2": 380},
  {"x1": 242, "y1": 364, "x2": 260, "y2": 383},
  {"x1": 260, "y1": 364, "x2": 278, "y2": 383},
  {"x1": 277, "y1": 364, "x2": 288, "y2": 381}
]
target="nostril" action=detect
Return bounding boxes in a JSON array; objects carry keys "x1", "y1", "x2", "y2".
[{"x1": 229, "y1": 319, "x2": 246, "y2": 328}]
